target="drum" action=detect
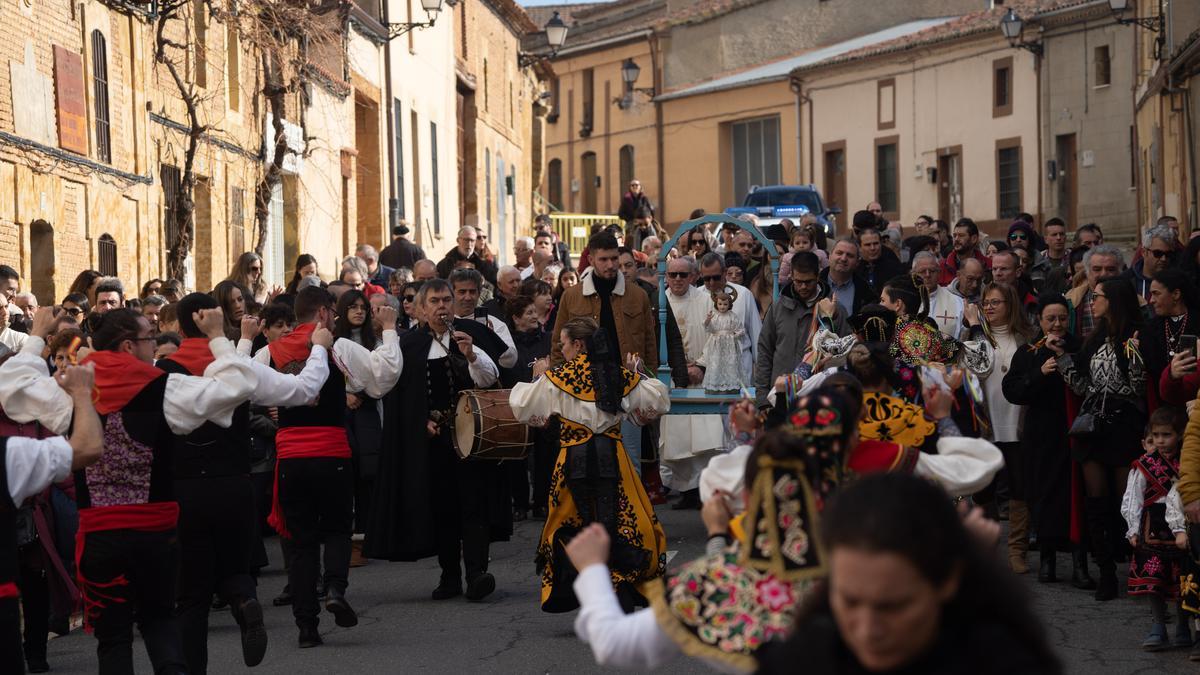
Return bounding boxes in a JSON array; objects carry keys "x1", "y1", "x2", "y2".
[{"x1": 453, "y1": 389, "x2": 530, "y2": 461}]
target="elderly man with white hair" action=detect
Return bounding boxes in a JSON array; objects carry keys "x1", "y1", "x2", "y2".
[
  {"x1": 514, "y1": 236, "x2": 535, "y2": 279},
  {"x1": 1066, "y1": 244, "x2": 1126, "y2": 337},
  {"x1": 640, "y1": 236, "x2": 662, "y2": 262},
  {"x1": 356, "y1": 243, "x2": 396, "y2": 289},
  {"x1": 660, "y1": 256, "x2": 725, "y2": 510},
  {"x1": 913, "y1": 251, "x2": 964, "y2": 339},
  {"x1": 484, "y1": 265, "x2": 523, "y2": 318},
  {"x1": 436, "y1": 226, "x2": 498, "y2": 284}
]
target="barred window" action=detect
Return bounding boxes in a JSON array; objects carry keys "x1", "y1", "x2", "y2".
[
  {"x1": 161, "y1": 165, "x2": 182, "y2": 248},
  {"x1": 91, "y1": 31, "x2": 111, "y2": 164},
  {"x1": 98, "y1": 233, "x2": 117, "y2": 276}
]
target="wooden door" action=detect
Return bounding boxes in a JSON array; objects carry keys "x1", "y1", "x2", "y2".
[
  {"x1": 938, "y1": 152, "x2": 963, "y2": 224},
  {"x1": 1056, "y1": 134, "x2": 1077, "y2": 227},
  {"x1": 581, "y1": 152, "x2": 598, "y2": 214},
  {"x1": 823, "y1": 144, "x2": 846, "y2": 215}
]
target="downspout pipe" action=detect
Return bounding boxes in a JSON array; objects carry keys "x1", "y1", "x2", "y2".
[{"x1": 382, "y1": 0, "x2": 397, "y2": 231}]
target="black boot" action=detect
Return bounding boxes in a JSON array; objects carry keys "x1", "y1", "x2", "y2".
[
  {"x1": 1037, "y1": 546, "x2": 1058, "y2": 583},
  {"x1": 1071, "y1": 549, "x2": 1097, "y2": 590},
  {"x1": 237, "y1": 598, "x2": 269, "y2": 667},
  {"x1": 324, "y1": 588, "x2": 358, "y2": 628},
  {"x1": 297, "y1": 623, "x2": 322, "y2": 649},
  {"x1": 1086, "y1": 497, "x2": 1117, "y2": 601}
]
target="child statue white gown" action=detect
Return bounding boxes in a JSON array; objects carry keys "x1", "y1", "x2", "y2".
[{"x1": 701, "y1": 310, "x2": 746, "y2": 393}]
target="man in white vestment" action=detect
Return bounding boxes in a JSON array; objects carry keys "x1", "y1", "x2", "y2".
[
  {"x1": 914, "y1": 251, "x2": 963, "y2": 339},
  {"x1": 661, "y1": 256, "x2": 724, "y2": 509}
]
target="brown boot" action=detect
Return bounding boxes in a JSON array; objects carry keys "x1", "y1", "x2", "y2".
[
  {"x1": 1008, "y1": 500, "x2": 1030, "y2": 574},
  {"x1": 349, "y1": 539, "x2": 368, "y2": 568}
]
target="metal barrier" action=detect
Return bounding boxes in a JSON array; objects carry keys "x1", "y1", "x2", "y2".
[{"x1": 548, "y1": 213, "x2": 622, "y2": 254}]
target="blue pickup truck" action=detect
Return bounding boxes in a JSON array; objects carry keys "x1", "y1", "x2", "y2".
[{"x1": 724, "y1": 185, "x2": 840, "y2": 238}]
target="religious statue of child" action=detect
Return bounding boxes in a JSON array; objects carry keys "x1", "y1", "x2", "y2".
[{"x1": 701, "y1": 288, "x2": 747, "y2": 394}]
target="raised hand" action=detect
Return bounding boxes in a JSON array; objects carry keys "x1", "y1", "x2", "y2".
[
  {"x1": 30, "y1": 306, "x2": 58, "y2": 339},
  {"x1": 240, "y1": 315, "x2": 261, "y2": 342},
  {"x1": 564, "y1": 522, "x2": 611, "y2": 572},
  {"x1": 55, "y1": 363, "x2": 96, "y2": 399},
  {"x1": 195, "y1": 308, "x2": 227, "y2": 340},
  {"x1": 375, "y1": 305, "x2": 399, "y2": 329},
  {"x1": 310, "y1": 326, "x2": 334, "y2": 349},
  {"x1": 962, "y1": 304, "x2": 981, "y2": 327}
]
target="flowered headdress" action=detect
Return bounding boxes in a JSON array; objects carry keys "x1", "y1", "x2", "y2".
[
  {"x1": 891, "y1": 317, "x2": 961, "y2": 365},
  {"x1": 646, "y1": 393, "x2": 843, "y2": 670}
]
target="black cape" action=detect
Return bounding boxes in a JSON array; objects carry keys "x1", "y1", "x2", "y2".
[{"x1": 364, "y1": 323, "x2": 512, "y2": 561}]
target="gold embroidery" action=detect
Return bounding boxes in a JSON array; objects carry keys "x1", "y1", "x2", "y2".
[{"x1": 545, "y1": 354, "x2": 640, "y2": 402}]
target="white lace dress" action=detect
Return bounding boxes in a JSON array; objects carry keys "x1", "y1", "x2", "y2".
[{"x1": 701, "y1": 310, "x2": 747, "y2": 393}]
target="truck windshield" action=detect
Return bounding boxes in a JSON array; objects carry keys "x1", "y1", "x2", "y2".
[{"x1": 743, "y1": 190, "x2": 822, "y2": 212}]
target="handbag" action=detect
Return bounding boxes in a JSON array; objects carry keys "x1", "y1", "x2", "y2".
[{"x1": 1068, "y1": 391, "x2": 1107, "y2": 438}]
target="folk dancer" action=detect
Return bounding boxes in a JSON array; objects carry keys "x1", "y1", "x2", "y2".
[
  {"x1": 0, "y1": 362, "x2": 102, "y2": 675},
  {"x1": 255, "y1": 287, "x2": 401, "y2": 648},
  {"x1": 0, "y1": 306, "x2": 256, "y2": 673},
  {"x1": 510, "y1": 317, "x2": 670, "y2": 612}
]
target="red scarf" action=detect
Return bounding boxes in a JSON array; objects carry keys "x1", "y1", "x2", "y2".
[
  {"x1": 267, "y1": 322, "x2": 316, "y2": 369},
  {"x1": 165, "y1": 337, "x2": 215, "y2": 376},
  {"x1": 81, "y1": 351, "x2": 167, "y2": 415}
]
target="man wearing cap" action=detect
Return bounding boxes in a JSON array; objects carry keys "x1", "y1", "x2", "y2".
[{"x1": 379, "y1": 223, "x2": 427, "y2": 271}]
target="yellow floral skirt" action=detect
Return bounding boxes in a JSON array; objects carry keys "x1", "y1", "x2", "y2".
[{"x1": 535, "y1": 429, "x2": 667, "y2": 613}]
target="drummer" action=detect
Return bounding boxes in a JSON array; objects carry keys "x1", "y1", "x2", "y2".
[
  {"x1": 365, "y1": 279, "x2": 511, "y2": 604},
  {"x1": 510, "y1": 316, "x2": 671, "y2": 613}
]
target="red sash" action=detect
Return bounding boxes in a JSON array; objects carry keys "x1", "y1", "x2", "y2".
[
  {"x1": 81, "y1": 351, "x2": 167, "y2": 415},
  {"x1": 267, "y1": 322, "x2": 316, "y2": 369},
  {"x1": 165, "y1": 337, "x2": 215, "y2": 376},
  {"x1": 74, "y1": 502, "x2": 179, "y2": 633},
  {"x1": 268, "y1": 426, "x2": 352, "y2": 539}
]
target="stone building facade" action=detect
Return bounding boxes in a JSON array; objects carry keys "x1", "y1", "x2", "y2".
[
  {"x1": 0, "y1": 0, "x2": 545, "y2": 300},
  {"x1": 1131, "y1": 0, "x2": 1200, "y2": 237}
]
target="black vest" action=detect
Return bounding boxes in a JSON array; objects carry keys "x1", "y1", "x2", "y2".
[
  {"x1": 273, "y1": 351, "x2": 346, "y2": 428},
  {"x1": 157, "y1": 358, "x2": 252, "y2": 479}
]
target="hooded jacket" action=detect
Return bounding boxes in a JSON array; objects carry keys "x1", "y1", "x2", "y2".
[{"x1": 754, "y1": 281, "x2": 850, "y2": 406}]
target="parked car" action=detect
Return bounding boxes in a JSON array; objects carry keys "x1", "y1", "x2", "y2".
[{"x1": 724, "y1": 185, "x2": 841, "y2": 238}]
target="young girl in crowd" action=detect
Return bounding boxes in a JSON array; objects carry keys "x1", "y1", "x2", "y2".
[
  {"x1": 1121, "y1": 406, "x2": 1190, "y2": 651},
  {"x1": 778, "y1": 226, "x2": 828, "y2": 287}
]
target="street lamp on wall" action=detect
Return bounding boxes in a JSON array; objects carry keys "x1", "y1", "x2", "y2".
[
  {"x1": 518, "y1": 12, "x2": 569, "y2": 68},
  {"x1": 388, "y1": 0, "x2": 443, "y2": 40},
  {"x1": 1108, "y1": 0, "x2": 1165, "y2": 59},
  {"x1": 614, "y1": 58, "x2": 656, "y2": 110},
  {"x1": 999, "y1": 8, "x2": 1043, "y2": 56}
]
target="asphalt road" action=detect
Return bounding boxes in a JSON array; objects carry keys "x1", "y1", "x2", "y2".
[{"x1": 34, "y1": 504, "x2": 1200, "y2": 674}]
